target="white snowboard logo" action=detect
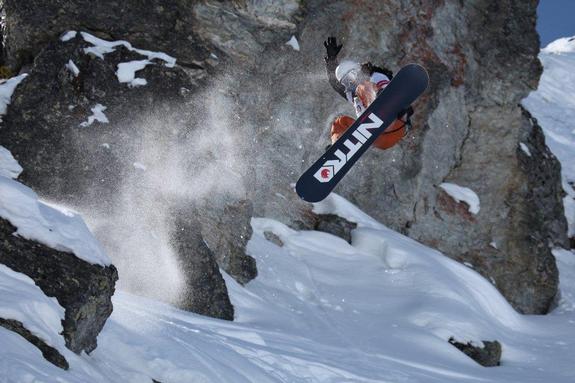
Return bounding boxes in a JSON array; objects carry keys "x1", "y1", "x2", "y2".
[{"x1": 314, "y1": 113, "x2": 383, "y2": 183}]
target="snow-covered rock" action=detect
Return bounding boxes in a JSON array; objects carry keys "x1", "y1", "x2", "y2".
[
  {"x1": 0, "y1": 168, "x2": 110, "y2": 266},
  {"x1": 0, "y1": 265, "x2": 69, "y2": 369},
  {"x1": 0, "y1": 148, "x2": 118, "y2": 355}
]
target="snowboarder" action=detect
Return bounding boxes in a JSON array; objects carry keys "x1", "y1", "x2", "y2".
[{"x1": 324, "y1": 37, "x2": 413, "y2": 150}]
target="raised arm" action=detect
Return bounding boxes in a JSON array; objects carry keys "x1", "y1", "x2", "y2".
[{"x1": 324, "y1": 37, "x2": 346, "y2": 100}]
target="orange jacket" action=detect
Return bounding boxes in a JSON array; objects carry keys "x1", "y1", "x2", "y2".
[{"x1": 331, "y1": 80, "x2": 406, "y2": 150}]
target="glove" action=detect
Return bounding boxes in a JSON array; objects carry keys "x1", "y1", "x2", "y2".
[{"x1": 324, "y1": 37, "x2": 342, "y2": 61}]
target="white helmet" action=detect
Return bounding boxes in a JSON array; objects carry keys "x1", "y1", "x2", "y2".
[{"x1": 335, "y1": 60, "x2": 361, "y2": 82}]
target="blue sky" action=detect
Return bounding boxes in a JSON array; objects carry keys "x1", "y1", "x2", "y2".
[{"x1": 537, "y1": 0, "x2": 575, "y2": 46}]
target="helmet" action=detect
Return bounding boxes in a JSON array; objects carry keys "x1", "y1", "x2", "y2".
[
  {"x1": 335, "y1": 60, "x2": 361, "y2": 82},
  {"x1": 336, "y1": 60, "x2": 362, "y2": 92}
]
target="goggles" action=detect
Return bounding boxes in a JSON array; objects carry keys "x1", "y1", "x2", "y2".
[{"x1": 340, "y1": 68, "x2": 361, "y2": 93}]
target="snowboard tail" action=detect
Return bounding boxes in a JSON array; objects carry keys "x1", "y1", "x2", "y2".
[{"x1": 295, "y1": 64, "x2": 429, "y2": 202}]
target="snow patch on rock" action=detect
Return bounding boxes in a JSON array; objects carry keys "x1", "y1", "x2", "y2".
[
  {"x1": 0, "y1": 147, "x2": 23, "y2": 179},
  {"x1": 0, "y1": 74, "x2": 28, "y2": 118},
  {"x1": 439, "y1": 183, "x2": 481, "y2": 214},
  {"x1": 286, "y1": 35, "x2": 300, "y2": 51},
  {"x1": 117, "y1": 60, "x2": 151, "y2": 87},
  {"x1": 519, "y1": 142, "x2": 531, "y2": 157},
  {"x1": 60, "y1": 31, "x2": 77, "y2": 42},
  {"x1": 65, "y1": 60, "x2": 80, "y2": 77},
  {"x1": 80, "y1": 104, "x2": 109, "y2": 127},
  {"x1": 78, "y1": 32, "x2": 176, "y2": 67}
]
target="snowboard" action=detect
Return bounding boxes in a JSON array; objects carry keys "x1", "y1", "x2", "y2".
[{"x1": 295, "y1": 63, "x2": 429, "y2": 203}]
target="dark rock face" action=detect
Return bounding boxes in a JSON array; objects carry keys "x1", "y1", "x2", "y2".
[
  {"x1": 449, "y1": 338, "x2": 502, "y2": 367},
  {"x1": 172, "y1": 208, "x2": 234, "y2": 320},
  {"x1": 2, "y1": 0, "x2": 212, "y2": 71},
  {"x1": 0, "y1": 218, "x2": 118, "y2": 354},
  {"x1": 199, "y1": 199, "x2": 257, "y2": 285},
  {"x1": 517, "y1": 107, "x2": 569, "y2": 248},
  {"x1": 314, "y1": 214, "x2": 357, "y2": 243},
  {"x1": 0, "y1": 318, "x2": 69, "y2": 369},
  {"x1": 3, "y1": 34, "x2": 205, "y2": 205}
]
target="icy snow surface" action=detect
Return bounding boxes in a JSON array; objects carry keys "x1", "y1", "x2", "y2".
[
  {"x1": 0, "y1": 73, "x2": 27, "y2": 117},
  {"x1": 80, "y1": 104, "x2": 109, "y2": 127},
  {"x1": 439, "y1": 182, "x2": 480, "y2": 214},
  {"x1": 523, "y1": 35, "x2": 575, "y2": 236},
  {"x1": 0, "y1": 147, "x2": 111, "y2": 266}
]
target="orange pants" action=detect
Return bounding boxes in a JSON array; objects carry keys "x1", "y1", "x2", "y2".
[{"x1": 330, "y1": 115, "x2": 406, "y2": 150}]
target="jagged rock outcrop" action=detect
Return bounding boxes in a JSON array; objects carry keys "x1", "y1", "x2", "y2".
[
  {"x1": 517, "y1": 107, "x2": 569, "y2": 248},
  {"x1": 172, "y1": 207, "x2": 234, "y2": 320},
  {"x1": 199, "y1": 199, "x2": 257, "y2": 285},
  {"x1": 449, "y1": 338, "x2": 502, "y2": 367},
  {"x1": 0, "y1": 217, "x2": 118, "y2": 353},
  {"x1": 0, "y1": 318, "x2": 69, "y2": 369},
  {"x1": 314, "y1": 214, "x2": 357, "y2": 243}
]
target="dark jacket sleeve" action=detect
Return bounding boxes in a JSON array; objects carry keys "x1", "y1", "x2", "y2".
[{"x1": 325, "y1": 57, "x2": 347, "y2": 100}]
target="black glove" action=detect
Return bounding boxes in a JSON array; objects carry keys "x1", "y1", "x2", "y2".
[{"x1": 324, "y1": 36, "x2": 342, "y2": 61}]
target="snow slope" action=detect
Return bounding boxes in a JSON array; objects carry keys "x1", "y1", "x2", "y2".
[
  {"x1": 523, "y1": 35, "x2": 575, "y2": 236},
  {"x1": 2, "y1": 192, "x2": 575, "y2": 382}
]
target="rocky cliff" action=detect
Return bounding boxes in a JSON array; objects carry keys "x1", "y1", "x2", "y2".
[
  {"x1": 238, "y1": 0, "x2": 568, "y2": 314},
  {"x1": 0, "y1": 0, "x2": 568, "y2": 316}
]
